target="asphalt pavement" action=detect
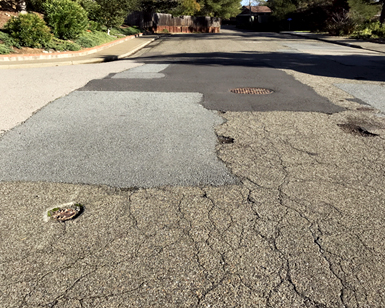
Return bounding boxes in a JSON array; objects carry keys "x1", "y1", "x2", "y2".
[{"x1": 1, "y1": 28, "x2": 385, "y2": 307}]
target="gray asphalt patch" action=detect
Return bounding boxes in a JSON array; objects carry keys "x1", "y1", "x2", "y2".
[
  {"x1": 112, "y1": 64, "x2": 170, "y2": 79},
  {"x1": 0, "y1": 91, "x2": 237, "y2": 188},
  {"x1": 82, "y1": 64, "x2": 344, "y2": 113},
  {"x1": 336, "y1": 84, "x2": 385, "y2": 113},
  {"x1": 112, "y1": 72, "x2": 166, "y2": 79},
  {"x1": 124, "y1": 64, "x2": 170, "y2": 72}
]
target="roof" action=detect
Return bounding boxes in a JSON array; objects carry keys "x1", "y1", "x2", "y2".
[{"x1": 241, "y1": 6, "x2": 272, "y2": 14}]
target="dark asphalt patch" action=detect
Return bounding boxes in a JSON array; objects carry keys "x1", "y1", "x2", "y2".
[{"x1": 80, "y1": 64, "x2": 344, "y2": 113}]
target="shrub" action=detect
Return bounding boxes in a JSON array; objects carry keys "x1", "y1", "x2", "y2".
[
  {"x1": 109, "y1": 26, "x2": 140, "y2": 36},
  {"x1": 74, "y1": 31, "x2": 115, "y2": 48},
  {"x1": 0, "y1": 44, "x2": 13, "y2": 54},
  {"x1": 87, "y1": 21, "x2": 103, "y2": 31},
  {"x1": 373, "y1": 27, "x2": 385, "y2": 38},
  {"x1": 4, "y1": 13, "x2": 52, "y2": 48},
  {"x1": 45, "y1": 37, "x2": 81, "y2": 51},
  {"x1": 0, "y1": 30, "x2": 20, "y2": 48},
  {"x1": 27, "y1": 0, "x2": 46, "y2": 13},
  {"x1": 79, "y1": 0, "x2": 102, "y2": 22},
  {"x1": 326, "y1": 9, "x2": 357, "y2": 36},
  {"x1": 353, "y1": 21, "x2": 385, "y2": 39},
  {"x1": 43, "y1": 0, "x2": 88, "y2": 39}
]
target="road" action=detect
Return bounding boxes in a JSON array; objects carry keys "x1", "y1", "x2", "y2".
[{"x1": 1, "y1": 27, "x2": 385, "y2": 307}]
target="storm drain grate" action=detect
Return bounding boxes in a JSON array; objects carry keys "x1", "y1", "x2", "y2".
[{"x1": 230, "y1": 87, "x2": 273, "y2": 95}]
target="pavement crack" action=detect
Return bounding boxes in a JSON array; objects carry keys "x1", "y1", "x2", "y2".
[
  {"x1": 285, "y1": 259, "x2": 330, "y2": 308},
  {"x1": 309, "y1": 223, "x2": 349, "y2": 308},
  {"x1": 195, "y1": 276, "x2": 226, "y2": 307}
]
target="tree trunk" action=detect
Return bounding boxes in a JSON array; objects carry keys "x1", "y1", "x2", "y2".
[{"x1": 380, "y1": 0, "x2": 385, "y2": 25}]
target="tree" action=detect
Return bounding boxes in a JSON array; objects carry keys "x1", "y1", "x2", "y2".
[
  {"x1": 96, "y1": 0, "x2": 140, "y2": 32},
  {"x1": 139, "y1": 0, "x2": 179, "y2": 13},
  {"x1": 348, "y1": 0, "x2": 379, "y2": 22},
  {"x1": 198, "y1": 0, "x2": 241, "y2": 18},
  {"x1": 172, "y1": 0, "x2": 201, "y2": 15},
  {"x1": 267, "y1": 0, "x2": 298, "y2": 19}
]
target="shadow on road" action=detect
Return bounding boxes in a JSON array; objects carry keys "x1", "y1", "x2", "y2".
[{"x1": 129, "y1": 31, "x2": 385, "y2": 82}]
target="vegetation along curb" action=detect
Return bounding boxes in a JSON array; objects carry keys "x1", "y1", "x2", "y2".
[{"x1": 0, "y1": 33, "x2": 143, "y2": 61}]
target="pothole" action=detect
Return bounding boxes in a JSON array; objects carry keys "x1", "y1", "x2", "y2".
[
  {"x1": 230, "y1": 88, "x2": 273, "y2": 95},
  {"x1": 337, "y1": 124, "x2": 379, "y2": 137},
  {"x1": 218, "y1": 135, "x2": 234, "y2": 144},
  {"x1": 356, "y1": 106, "x2": 377, "y2": 112}
]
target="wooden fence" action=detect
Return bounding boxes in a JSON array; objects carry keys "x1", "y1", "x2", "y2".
[{"x1": 125, "y1": 12, "x2": 221, "y2": 33}]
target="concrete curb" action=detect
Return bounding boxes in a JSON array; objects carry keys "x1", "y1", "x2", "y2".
[
  {"x1": 281, "y1": 31, "x2": 385, "y2": 55},
  {"x1": 0, "y1": 33, "x2": 143, "y2": 62}
]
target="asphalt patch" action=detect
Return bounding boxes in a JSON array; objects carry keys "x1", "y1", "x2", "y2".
[
  {"x1": 0, "y1": 91, "x2": 237, "y2": 188},
  {"x1": 80, "y1": 64, "x2": 344, "y2": 113},
  {"x1": 336, "y1": 84, "x2": 385, "y2": 113}
]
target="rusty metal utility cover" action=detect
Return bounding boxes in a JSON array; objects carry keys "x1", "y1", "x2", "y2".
[
  {"x1": 48, "y1": 204, "x2": 84, "y2": 222},
  {"x1": 230, "y1": 88, "x2": 273, "y2": 95},
  {"x1": 51, "y1": 208, "x2": 78, "y2": 221}
]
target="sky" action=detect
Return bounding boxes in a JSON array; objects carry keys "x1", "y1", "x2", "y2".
[{"x1": 241, "y1": 0, "x2": 264, "y2": 7}]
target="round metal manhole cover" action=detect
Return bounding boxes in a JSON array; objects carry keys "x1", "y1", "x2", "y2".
[{"x1": 230, "y1": 87, "x2": 273, "y2": 95}]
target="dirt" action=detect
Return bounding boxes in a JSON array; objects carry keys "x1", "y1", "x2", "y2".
[{"x1": 0, "y1": 10, "x2": 17, "y2": 28}]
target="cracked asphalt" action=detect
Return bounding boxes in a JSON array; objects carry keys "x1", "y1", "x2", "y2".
[{"x1": 1, "y1": 27, "x2": 385, "y2": 307}]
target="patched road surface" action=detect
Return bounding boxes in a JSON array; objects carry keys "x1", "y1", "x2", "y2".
[{"x1": 1, "y1": 28, "x2": 385, "y2": 308}]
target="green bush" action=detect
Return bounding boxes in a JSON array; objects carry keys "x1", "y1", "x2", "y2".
[
  {"x1": 87, "y1": 21, "x2": 103, "y2": 31},
  {"x1": 119, "y1": 26, "x2": 140, "y2": 35},
  {"x1": 43, "y1": 0, "x2": 89, "y2": 39},
  {"x1": 74, "y1": 31, "x2": 115, "y2": 48},
  {"x1": 4, "y1": 13, "x2": 52, "y2": 48},
  {"x1": 353, "y1": 21, "x2": 385, "y2": 39},
  {"x1": 373, "y1": 27, "x2": 385, "y2": 38},
  {"x1": 0, "y1": 44, "x2": 13, "y2": 54},
  {"x1": 45, "y1": 37, "x2": 81, "y2": 51},
  {"x1": 326, "y1": 10, "x2": 357, "y2": 36},
  {"x1": 0, "y1": 30, "x2": 20, "y2": 48},
  {"x1": 79, "y1": 0, "x2": 102, "y2": 22},
  {"x1": 27, "y1": 0, "x2": 47, "y2": 12},
  {"x1": 109, "y1": 26, "x2": 140, "y2": 36}
]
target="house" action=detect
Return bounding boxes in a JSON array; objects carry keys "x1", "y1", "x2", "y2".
[{"x1": 236, "y1": 5, "x2": 272, "y2": 28}]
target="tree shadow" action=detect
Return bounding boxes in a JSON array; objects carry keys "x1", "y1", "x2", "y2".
[{"x1": 131, "y1": 49, "x2": 385, "y2": 82}]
